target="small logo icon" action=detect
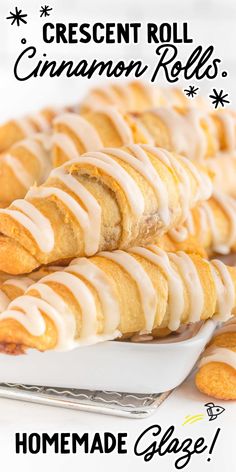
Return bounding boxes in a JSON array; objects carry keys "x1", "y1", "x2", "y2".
[{"x1": 205, "y1": 402, "x2": 225, "y2": 421}]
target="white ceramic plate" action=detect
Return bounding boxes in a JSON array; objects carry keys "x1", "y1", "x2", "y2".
[{"x1": 0, "y1": 320, "x2": 216, "y2": 393}]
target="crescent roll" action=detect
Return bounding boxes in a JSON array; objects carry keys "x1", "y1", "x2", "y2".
[
  {"x1": 0, "y1": 247, "x2": 235, "y2": 352},
  {"x1": 195, "y1": 319, "x2": 236, "y2": 400},
  {"x1": 0, "y1": 144, "x2": 212, "y2": 274}
]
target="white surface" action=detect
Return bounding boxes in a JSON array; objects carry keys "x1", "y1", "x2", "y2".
[
  {"x1": 0, "y1": 320, "x2": 216, "y2": 393},
  {"x1": 0, "y1": 372, "x2": 235, "y2": 472}
]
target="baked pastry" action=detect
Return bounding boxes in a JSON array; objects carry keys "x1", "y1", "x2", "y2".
[
  {"x1": 165, "y1": 192, "x2": 236, "y2": 256},
  {"x1": 0, "y1": 265, "x2": 61, "y2": 312},
  {"x1": 0, "y1": 247, "x2": 234, "y2": 352},
  {"x1": 0, "y1": 107, "x2": 62, "y2": 153},
  {"x1": 136, "y1": 108, "x2": 236, "y2": 161},
  {"x1": 0, "y1": 134, "x2": 52, "y2": 207},
  {"x1": 0, "y1": 144, "x2": 212, "y2": 274},
  {"x1": 195, "y1": 319, "x2": 236, "y2": 400},
  {"x1": 80, "y1": 81, "x2": 208, "y2": 114},
  {"x1": 53, "y1": 108, "x2": 153, "y2": 167},
  {"x1": 207, "y1": 152, "x2": 236, "y2": 198}
]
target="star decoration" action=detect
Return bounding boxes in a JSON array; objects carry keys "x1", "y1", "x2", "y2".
[
  {"x1": 184, "y1": 85, "x2": 199, "y2": 98},
  {"x1": 40, "y1": 5, "x2": 53, "y2": 17},
  {"x1": 209, "y1": 89, "x2": 230, "y2": 109},
  {"x1": 6, "y1": 6, "x2": 27, "y2": 26}
]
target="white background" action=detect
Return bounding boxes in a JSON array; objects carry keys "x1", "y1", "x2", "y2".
[
  {"x1": 0, "y1": 1, "x2": 235, "y2": 470},
  {"x1": 0, "y1": 0, "x2": 236, "y2": 118}
]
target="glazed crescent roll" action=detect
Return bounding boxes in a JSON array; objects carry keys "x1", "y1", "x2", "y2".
[
  {"x1": 53, "y1": 107, "x2": 153, "y2": 167},
  {"x1": 0, "y1": 247, "x2": 235, "y2": 352},
  {"x1": 80, "y1": 81, "x2": 208, "y2": 114},
  {"x1": 195, "y1": 319, "x2": 236, "y2": 400},
  {"x1": 0, "y1": 144, "x2": 212, "y2": 274},
  {"x1": 0, "y1": 107, "x2": 62, "y2": 153},
  {"x1": 0, "y1": 134, "x2": 52, "y2": 207}
]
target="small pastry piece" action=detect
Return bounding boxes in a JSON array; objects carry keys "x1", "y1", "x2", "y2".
[
  {"x1": 0, "y1": 144, "x2": 212, "y2": 274},
  {"x1": 0, "y1": 247, "x2": 235, "y2": 352},
  {"x1": 0, "y1": 108, "x2": 60, "y2": 153},
  {"x1": 195, "y1": 320, "x2": 236, "y2": 400},
  {"x1": 80, "y1": 81, "x2": 208, "y2": 114},
  {"x1": 0, "y1": 133, "x2": 52, "y2": 207},
  {"x1": 166, "y1": 192, "x2": 236, "y2": 256},
  {"x1": 52, "y1": 107, "x2": 153, "y2": 167}
]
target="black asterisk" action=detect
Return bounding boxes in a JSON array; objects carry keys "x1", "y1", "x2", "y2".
[
  {"x1": 184, "y1": 85, "x2": 199, "y2": 98},
  {"x1": 6, "y1": 6, "x2": 27, "y2": 26},
  {"x1": 40, "y1": 5, "x2": 53, "y2": 17},
  {"x1": 209, "y1": 89, "x2": 230, "y2": 109}
]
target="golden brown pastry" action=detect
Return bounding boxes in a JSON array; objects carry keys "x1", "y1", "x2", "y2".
[
  {"x1": 0, "y1": 133, "x2": 52, "y2": 207},
  {"x1": 0, "y1": 247, "x2": 234, "y2": 352},
  {"x1": 80, "y1": 81, "x2": 208, "y2": 114},
  {"x1": 195, "y1": 319, "x2": 236, "y2": 400},
  {"x1": 207, "y1": 152, "x2": 236, "y2": 198},
  {"x1": 0, "y1": 266, "x2": 61, "y2": 313},
  {"x1": 0, "y1": 107, "x2": 62, "y2": 153},
  {"x1": 53, "y1": 107, "x2": 152, "y2": 167},
  {"x1": 164, "y1": 192, "x2": 236, "y2": 257},
  {"x1": 0, "y1": 144, "x2": 212, "y2": 274}
]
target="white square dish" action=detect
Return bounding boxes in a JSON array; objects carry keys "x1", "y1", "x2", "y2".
[{"x1": 0, "y1": 320, "x2": 216, "y2": 393}]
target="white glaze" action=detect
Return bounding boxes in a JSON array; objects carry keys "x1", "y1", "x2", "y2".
[
  {"x1": 54, "y1": 113, "x2": 103, "y2": 151},
  {"x1": 0, "y1": 200, "x2": 54, "y2": 253},
  {"x1": 4, "y1": 155, "x2": 33, "y2": 189},
  {"x1": 210, "y1": 259, "x2": 235, "y2": 321},
  {"x1": 168, "y1": 252, "x2": 204, "y2": 323},
  {"x1": 68, "y1": 258, "x2": 120, "y2": 334},
  {"x1": 199, "y1": 346, "x2": 236, "y2": 370},
  {"x1": 100, "y1": 250, "x2": 157, "y2": 332},
  {"x1": 131, "y1": 246, "x2": 185, "y2": 331}
]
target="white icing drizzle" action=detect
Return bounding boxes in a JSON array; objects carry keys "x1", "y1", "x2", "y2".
[
  {"x1": 54, "y1": 113, "x2": 103, "y2": 151},
  {"x1": 14, "y1": 118, "x2": 36, "y2": 137},
  {"x1": 4, "y1": 155, "x2": 33, "y2": 189},
  {"x1": 30, "y1": 166, "x2": 101, "y2": 256},
  {"x1": 53, "y1": 133, "x2": 79, "y2": 161},
  {"x1": 100, "y1": 250, "x2": 157, "y2": 332},
  {"x1": 0, "y1": 200, "x2": 54, "y2": 253},
  {"x1": 151, "y1": 107, "x2": 207, "y2": 160},
  {"x1": 210, "y1": 259, "x2": 235, "y2": 321},
  {"x1": 77, "y1": 151, "x2": 145, "y2": 216},
  {"x1": 30, "y1": 112, "x2": 50, "y2": 131},
  {"x1": 100, "y1": 107, "x2": 134, "y2": 143},
  {"x1": 106, "y1": 145, "x2": 170, "y2": 225},
  {"x1": 3, "y1": 277, "x2": 33, "y2": 291},
  {"x1": 215, "y1": 111, "x2": 236, "y2": 151},
  {"x1": 0, "y1": 290, "x2": 10, "y2": 312},
  {"x1": 130, "y1": 246, "x2": 185, "y2": 331},
  {"x1": 68, "y1": 258, "x2": 120, "y2": 334},
  {"x1": 199, "y1": 346, "x2": 236, "y2": 370},
  {"x1": 168, "y1": 252, "x2": 204, "y2": 323},
  {"x1": 168, "y1": 226, "x2": 189, "y2": 242},
  {"x1": 19, "y1": 138, "x2": 51, "y2": 180},
  {"x1": 201, "y1": 193, "x2": 236, "y2": 254},
  {"x1": 42, "y1": 271, "x2": 98, "y2": 339}
]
